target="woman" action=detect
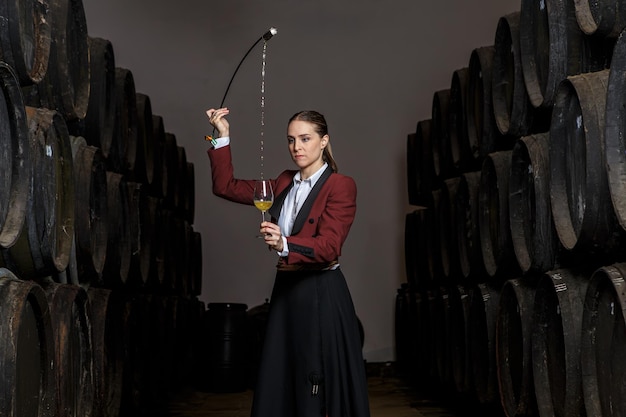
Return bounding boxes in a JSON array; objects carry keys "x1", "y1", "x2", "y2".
[{"x1": 206, "y1": 107, "x2": 370, "y2": 417}]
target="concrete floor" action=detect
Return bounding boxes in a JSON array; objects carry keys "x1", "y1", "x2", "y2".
[{"x1": 159, "y1": 363, "x2": 506, "y2": 417}]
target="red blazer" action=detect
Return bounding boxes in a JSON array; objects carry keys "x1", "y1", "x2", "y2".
[{"x1": 208, "y1": 145, "x2": 357, "y2": 266}]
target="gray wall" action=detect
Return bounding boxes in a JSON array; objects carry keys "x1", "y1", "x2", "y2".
[{"x1": 82, "y1": 0, "x2": 520, "y2": 362}]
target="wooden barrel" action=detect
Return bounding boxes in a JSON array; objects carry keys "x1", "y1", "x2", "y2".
[
  {"x1": 0, "y1": 269, "x2": 57, "y2": 417},
  {"x1": 185, "y1": 161, "x2": 196, "y2": 224},
  {"x1": 158, "y1": 208, "x2": 177, "y2": 293},
  {"x1": 432, "y1": 89, "x2": 453, "y2": 180},
  {"x1": 427, "y1": 189, "x2": 445, "y2": 286},
  {"x1": 467, "y1": 46, "x2": 502, "y2": 164},
  {"x1": 581, "y1": 262, "x2": 626, "y2": 417},
  {"x1": 83, "y1": 37, "x2": 116, "y2": 154},
  {"x1": 455, "y1": 171, "x2": 487, "y2": 282},
  {"x1": 509, "y1": 133, "x2": 559, "y2": 273},
  {"x1": 4, "y1": 107, "x2": 74, "y2": 279},
  {"x1": 134, "y1": 93, "x2": 156, "y2": 186},
  {"x1": 128, "y1": 189, "x2": 158, "y2": 288},
  {"x1": 575, "y1": 0, "x2": 626, "y2": 38},
  {"x1": 468, "y1": 282, "x2": 501, "y2": 406},
  {"x1": 532, "y1": 268, "x2": 589, "y2": 417},
  {"x1": 519, "y1": 0, "x2": 605, "y2": 109},
  {"x1": 550, "y1": 69, "x2": 623, "y2": 258},
  {"x1": 492, "y1": 12, "x2": 536, "y2": 137},
  {"x1": 126, "y1": 181, "x2": 143, "y2": 288},
  {"x1": 496, "y1": 276, "x2": 540, "y2": 417},
  {"x1": 404, "y1": 207, "x2": 434, "y2": 292},
  {"x1": 149, "y1": 202, "x2": 166, "y2": 290},
  {"x1": 40, "y1": 0, "x2": 90, "y2": 120},
  {"x1": 113, "y1": 67, "x2": 139, "y2": 175},
  {"x1": 404, "y1": 209, "x2": 420, "y2": 291},
  {"x1": 206, "y1": 302, "x2": 249, "y2": 392},
  {"x1": 439, "y1": 177, "x2": 462, "y2": 282},
  {"x1": 0, "y1": 62, "x2": 31, "y2": 249},
  {"x1": 447, "y1": 284, "x2": 473, "y2": 395},
  {"x1": 414, "y1": 119, "x2": 438, "y2": 205},
  {"x1": 150, "y1": 115, "x2": 166, "y2": 198},
  {"x1": 42, "y1": 281, "x2": 94, "y2": 417},
  {"x1": 162, "y1": 133, "x2": 179, "y2": 209},
  {"x1": 71, "y1": 136, "x2": 108, "y2": 285},
  {"x1": 103, "y1": 171, "x2": 131, "y2": 288},
  {"x1": 604, "y1": 30, "x2": 626, "y2": 232},
  {"x1": 394, "y1": 284, "x2": 411, "y2": 372},
  {"x1": 478, "y1": 150, "x2": 517, "y2": 279},
  {"x1": 189, "y1": 230, "x2": 203, "y2": 297},
  {"x1": 0, "y1": 0, "x2": 51, "y2": 85},
  {"x1": 407, "y1": 132, "x2": 419, "y2": 205},
  {"x1": 427, "y1": 287, "x2": 452, "y2": 387},
  {"x1": 449, "y1": 67, "x2": 474, "y2": 173},
  {"x1": 175, "y1": 145, "x2": 188, "y2": 217}
]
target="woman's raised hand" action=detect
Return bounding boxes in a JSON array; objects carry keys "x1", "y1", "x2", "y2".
[{"x1": 206, "y1": 107, "x2": 230, "y2": 137}]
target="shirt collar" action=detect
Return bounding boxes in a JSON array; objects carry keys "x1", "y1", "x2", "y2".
[{"x1": 293, "y1": 162, "x2": 328, "y2": 186}]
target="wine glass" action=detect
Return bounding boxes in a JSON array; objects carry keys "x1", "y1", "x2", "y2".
[{"x1": 254, "y1": 180, "x2": 273, "y2": 237}]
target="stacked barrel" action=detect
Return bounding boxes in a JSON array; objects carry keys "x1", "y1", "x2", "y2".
[
  {"x1": 0, "y1": 0, "x2": 205, "y2": 416},
  {"x1": 401, "y1": 1, "x2": 626, "y2": 416}
]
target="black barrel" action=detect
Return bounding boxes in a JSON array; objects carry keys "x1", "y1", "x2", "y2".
[
  {"x1": 427, "y1": 189, "x2": 445, "y2": 286},
  {"x1": 0, "y1": 0, "x2": 51, "y2": 85},
  {"x1": 113, "y1": 67, "x2": 139, "y2": 175},
  {"x1": 492, "y1": 12, "x2": 537, "y2": 137},
  {"x1": 189, "y1": 230, "x2": 203, "y2": 297},
  {"x1": 439, "y1": 177, "x2": 462, "y2": 282},
  {"x1": 134, "y1": 92, "x2": 156, "y2": 186},
  {"x1": 519, "y1": 0, "x2": 605, "y2": 109},
  {"x1": 42, "y1": 281, "x2": 94, "y2": 417},
  {"x1": 449, "y1": 67, "x2": 474, "y2": 173},
  {"x1": 175, "y1": 145, "x2": 188, "y2": 218},
  {"x1": 509, "y1": 133, "x2": 559, "y2": 274},
  {"x1": 604, "y1": 30, "x2": 626, "y2": 232},
  {"x1": 415, "y1": 119, "x2": 438, "y2": 205},
  {"x1": 149, "y1": 115, "x2": 166, "y2": 198},
  {"x1": 467, "y1": 46, "x2": 502, "y2": 165},
  {"x1": 404, "y1": 207, "x2": 434, "y2": 292},
  {"x1": 4, "y1": 107, "x2": 75, "y2": 279},
  {"x1": 205, "y1": 303, "x2": 249, "y2": 392},
  {"x1": 0, "y1": 268, "x2": 57, "y2": 417},
  {"x1": 71, "y1": 135, "x2": 108, "y2": 286},
  {"x1": 432, "y1": 89, "x2": 453, "y2": 180},
  {"x1": 83, "y1": 37, "x2": 116, "y2": 154},
  {"x1": 162, "y1": 132, "x2": 179, "y2": 209},
  {"x1": 478, "y1": 150, "x2": 518, "y2": 279},
  {"x1": 0, "y1": 62, "x2": 31, "y2": 249},
  {"x1": 185, "y1": 161, "x2": 196, "y2": 225},
  {"x1": 407, "y1": 132, "x2": 419, "y2": 205},
  {"x1": 581, "y1": 262, "x2": 626, "y2": 417},
  {"x1": 468, "y1": 282, "x2": 501, "y2": 407},
  {"x1": 103, "y1": 171, "x2": 131, "y2": 288},
  {"x1": 448, "y1": 283, "x2": 473, "y2": 395},
  {"x1": 550, "y1": 69, "x2": 623, "y2": 259},
  {"x1": 496, "y1": 276, "x2": 540, "y2": 417},
  {"x1": 38, "y1": 0, "x2": 90, "y2": 120},
  {"x1": 455, "y1": 171, "x2": 487, "y2": 282},
  {"x1": 575, "y1": 0, "x2": 626, "y2": 38},
  {"x1": 532, "y1": 268, "x2": 589, "y2": 417},
  {"x1": 88, "y1": 287, "x2": 125, "y2": 417}
]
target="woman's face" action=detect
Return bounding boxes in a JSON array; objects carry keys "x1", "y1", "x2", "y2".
[{"x1": 287, "y1": 120, "x2": 328, "y2": 174}]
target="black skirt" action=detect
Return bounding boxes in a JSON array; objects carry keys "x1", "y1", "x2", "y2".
[{"x1": 250, "y1": 268, "x2": 371, "y2": 417}]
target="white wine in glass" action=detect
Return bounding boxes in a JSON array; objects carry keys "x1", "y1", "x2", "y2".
[{"x1": 254, "y1": 180, "x2": 273, "y2": 237}]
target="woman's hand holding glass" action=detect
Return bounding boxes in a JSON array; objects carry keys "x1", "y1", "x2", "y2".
[{"x1": 261, "y1": 221, "x2": 284, "y2": 252}]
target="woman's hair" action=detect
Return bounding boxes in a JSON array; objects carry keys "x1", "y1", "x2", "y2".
[{"x1": 289, "y1": 110, "x2": 338, "y2": 173}]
